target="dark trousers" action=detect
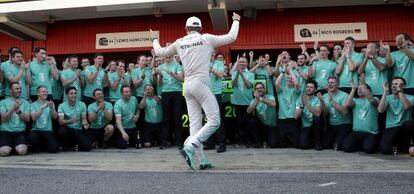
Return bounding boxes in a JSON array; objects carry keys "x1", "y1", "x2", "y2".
[
  {"x1": 136, "y1": 96, "x2": 145, "y2": 131},
  {"x1": 143, "y1": 123, "x2": 164, "y2": 145},
  {"x1": 27, "y1": 130, "x2": 58, "y2": 153},
  {"x1": 343, "y1": 131, "x2": 379, "y2": 154},
  {"x1": 205, "y1": 94, "x2": 226, "y2": 146},
  {"x1": 278, "y1": 118, "x2": 300, "y2": 148},
  {"x1": 379, "y1": 122, "x2": 413, "y2": 154},
  {"x1": 247, "y1": 116, "x2": 278, "y2": 148},
  {"x1": 234, "y1": 105, "x2": 249, "y2": 144},
  {"x1": 115, "y1": 128, "x2": 138, "y2": 149},
  {"x1": 299, "y1": 116, "x2": 323, "y2": 149},
  {"x1": 161, "y1": 92, "x2": 184, "y2": 146},
  {"x1": 58, "y1": 126, "x2": 91, "y2": 151},
  {"x1": 323, "y1": 124, "x2": 352, "y2": 150}
]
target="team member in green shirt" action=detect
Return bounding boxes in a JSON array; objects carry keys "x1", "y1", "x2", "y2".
[
  {"x1": 0, "y1": 82, "x2": 30, "y2": 156},
  {"x1": 247, "y1": 82, "x2": 277, "y2": 148},
  {"x1": 378, "y1": 77, "x2": 414, "y2": 154},
  {"x1": 294, "y1": 80, "x2": 322, "y2": 150},
  {"x1": 231, "y1": 57, "x2": 254, "y2": 146},
  {"x1": 388, "y1": 33, "x2": 414, "y2": 94},
  {"x1": 0, "y1": 47, "x2": 21, "y2": 101},
  {"x1": 309, "y1": 45, "x2": 337, "y2": 91},
  {"x1": 28, "y1": 47, "x2": 60, "y2": 101},
  {"x1": 109, "y1": 61, "x2": 130, "y2": 103},
  {"x1": 318, "y1": 76, "x2": 351, "y2": 150},
  {"x1": 335, "y1": 36, "x2": 363, "y2": 93},
  {"x1": 343, "y1": 83, "x2": 379, "y2": 153},
  {"x1": 139, "y1": 84, "x2": 163, "y2": 148},
  {"x1": 275, "y1": 65, "x2": 301, "y2": 148},
  {"x1": 57, "y1": 87, "x2": 90, "y2": 151},
  {"x1": 61, "y1": 55, "x2": 83, "y2": 101},
  {"x1": 27, "y1": 86, "x2": 59, "y2": 153},
  {"x1": 2, "y1": 50, "x2": 31, "y2": 100},
  {"x1": 114, "y1": 85, "x2": 140, "y2": 149},
  {"x1": 204, "y1": 52, "x2": 227, "y2": 152},
  {"x1": 83, "y1": 53, "x2": 108, "y2": 106},
  {"x1": 154, "y1": 56, "x2": 184, "y2": 148},
  {"x1": 87, "y1": 89, "x2": 114, "y2": 149}
]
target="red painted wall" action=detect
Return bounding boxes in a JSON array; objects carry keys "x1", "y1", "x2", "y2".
[{"x1": 0, "y1": 5, "x2": 413, "y2": 59}]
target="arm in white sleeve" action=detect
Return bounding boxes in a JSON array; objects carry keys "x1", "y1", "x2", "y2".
[
  {"x1": 204, "y1": 20, "x2": 239, "y2": 48},
  {"x1": 153, "y1": 39, "x2": 178, "y2": 57}
]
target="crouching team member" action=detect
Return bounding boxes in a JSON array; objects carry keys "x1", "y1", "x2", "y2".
[
  {"x1": 378, "y1": 77, "x2": 414, "y2": 154},
  {"x1": 28, "y1": 86, "x2": 59, "y2": 153},
  {"x1": 343, "y1": 83, "x2": 380, "y2": 154},
  {"x1": 139, "y1": 84, "x2": 164, "y2": 148},
  {"x1": 0, "y1": 82, "x2": 30, "y2": 156},
  {"x1": 246, "y1": 82, "x2": 277, "y2": 148},
  {"x1": 295, "y1": 80, "x2": 322, "y2": 150},
  {"x1": 87, "y1": 89, "x2": 114, "y2": 148},
  {"x1": 58, "y1": 87, "x2": 91, "y2": 151},
  {"x1": 114, "y1": 85, "x2": 140, "y2": 149}
]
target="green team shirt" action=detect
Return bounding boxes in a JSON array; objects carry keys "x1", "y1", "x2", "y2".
[
  {"x1": 114, "y1": 96, "x2": 138, "y2": 129},
  {"x1": 57, "y1": 101, "x2": 87, "y2": 130},
  {"x1": 323, "y1": 91, "x2": 352, "y2": 125},
  {"x1": 2, "y1": 62, "x2": 28, "y2": 100},
  {"x1": 210, "y1": 60, "x2": 225, "y2": 95},
  {"x1": 157, "y1": 63, "x2": 183, "y2": 93},
  {"x1": 352, "y1": 98, "x2": 379, "y2": 134},
  {"x1": 274, "y1": 66, "x2": 300, "y2": 87},
  {"x1": 277, "y1": 86, "x2": 300, "y2": 119},
  {"x1": 364, "y1": 57, "x2": 388, "y2": 96},
  {"x1": 312, "y1": 59, "x2": 337, "y2": 90},
  {"x1": 250, "y1": 94, "x2": 277, "y2": 127},
  {"x1": 30, "y1": 101, "x2": 53, "y2": 131},
  {"x1": 144, "y1": 97, "x2": 163, "y2": 123},
  {"x1": 0, "y1": 98, "x2": 30, "y2": 132},
  {"x1": 60, "y1": 68, "x2": 82, "y2": 101},
  {"x1": 385, "y1": 94, "x2": 414, "y2": 128},
  {"x1": 50, "y1": 74, "x2": 63, "y2": 100},
  {"x1": 231, "y1": 71, "x2": 254, "y2": 105},
  {"x1": 109, "y1": 73, "x2": 131, "y2": 102},
  {"x1": 295, "y1": 95, "x2": 320, "y2": 128},
  {"x1": 29, "y1": 60, "x2": 52, "y2": 95},
  {"x1": 295, "y1": 65, "x2": 309, "y2": 94},
  {"x1": 391, "y1": 48, "x2": 414, "y2": 88},
  {"x1": 132, "y1": 67, "x2": 153, "y2": 97},
  {"x1": 84, "y1": 65, "x2": 106, "y2": 97},
  {"x1": 88, "y1": 101, "x2": 113, "y2": 129},
  {"x1": 339, "y1": 52, "x2": 363, "y2": 88},
  {"x1": 253, "y1": 66, "x2": 274, "y2": 95},
  {"x1": 0, "y1": 60, "x2": 8, "y2": 97}
]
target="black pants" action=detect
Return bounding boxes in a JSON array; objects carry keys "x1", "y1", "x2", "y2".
[
  {"x1": 58, "y1": 126, "x2": 91, "y2": 151},
  {"x1": 115, "y1": 128, "x2": 138, "y2": 149},
  {"x1": 323, "y1": 124, "x2": 352, "y2": 150},
  {"x1": 343, "y1": 131, "x2": 379, "y2": 154},
  {"x1": 27, "y1": 130, "x2": 58, "y2": 153},
  {"x1": 143, "y1": 123, "x2": 164, "y2": 145},
  {"x1": 299, "y1": 116, "x2": 323, "y2": 149},
  {"x1": 278, "y1": 118, "x2": 300, "y2": 148},
  {"x1": 30, "y1": 94, "x2": 52, "y2": 102},
  {"x1": 379, "y1": 122, "x2": 413, "y2": 154},
  {"x1": 87, "y1": 128, "x2": 105, "y2": 146},
  {"x1": 247, "y1": 116, "x2": 278, "y2": 148},
  {"x1": 234, "y1": 105, "x2": 249, "y2": 144},
  {"x1": 161, "y1": 92, "x2": 184, "y2": 146},
  {"x1": 205, "y1": 94, "x2": 226, "y2": 146},
  {"x1": 136, "y1": 96, "x2": 145, "y2": 131},
  {"x1": 82, "y1": 96, "x2": 95, "y2": 107}
]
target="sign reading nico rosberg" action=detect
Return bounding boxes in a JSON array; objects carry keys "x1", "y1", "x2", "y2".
[
  {"x1": 294, "y1": 22, "x2": 368, "y2": 42},
  {"x1": 96, "y1": 31, "x2": 160, "y2": 49}
]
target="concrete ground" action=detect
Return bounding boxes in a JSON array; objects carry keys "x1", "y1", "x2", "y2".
[{"x1": 0, "y1": 147, "x2": 413, "y2": 193}]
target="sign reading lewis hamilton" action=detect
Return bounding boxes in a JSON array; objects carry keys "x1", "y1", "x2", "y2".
[
  {"x1": 96, "y1": 31, "x2": 159, "y2": 49},
  {"x1": 294, "y1": 22, "x2": 367, "y2": 42}
]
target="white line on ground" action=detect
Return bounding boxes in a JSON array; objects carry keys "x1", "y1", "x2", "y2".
[{"x1": 318, "y1": 182, "x2": 337, "y2": 187}]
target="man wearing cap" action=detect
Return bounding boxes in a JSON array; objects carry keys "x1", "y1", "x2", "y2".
[{"x1": 151, "y1": 12, "x2": 241, "y2": 170}]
